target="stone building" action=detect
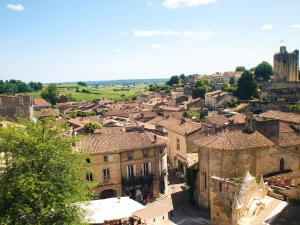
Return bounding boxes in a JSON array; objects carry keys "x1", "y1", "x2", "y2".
[
  {"x1": 75, "y1": 131, "x2": 168, "y2": 201},
  {"x1": 158, "y1": 117, "x2": 202, "y2": 177},
  {"x1": 193, "y1": 113, "x2": 300, "y2": 209},
  {"x1": 0, "y1": 94, "x2": 33, "y2": 119},
  {"x1": 210, "y1": 171, "x2": 270, "y2": 225},
  {"x1": 260, "y1": 46, "x2": 300, "y2": 102},
  {"x1": 274, "y1": 46, "x2": 299, "y2": 82},
  {"x1": 205, "y1": 90, "x2": 233, "y2": 110}
]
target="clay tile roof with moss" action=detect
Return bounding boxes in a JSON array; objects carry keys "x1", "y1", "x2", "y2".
[
  {"x1": 194, "y1": 130, "x2": 274, "y2": 151},
  {"x1": 74, "y1": 131, "x2": 167, "y2": 155},
  {"x1": 260, "y1": 110, "x2": 300, "y2": 124},
  {"x1": 158, "y1": 117, "x2": 201, "y2": 136}
]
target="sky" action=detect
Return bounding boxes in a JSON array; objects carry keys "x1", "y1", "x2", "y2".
[{"x1": 0, "y1": 0, "x2": 300, "y2": 83}]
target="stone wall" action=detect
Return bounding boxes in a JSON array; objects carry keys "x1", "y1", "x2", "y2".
[
  {"x1": 0, "y1": 95, "x2": 33, "y2": 119},
  {"x1": 273, "y1": 46, "x2": 299, "y2": 82}
]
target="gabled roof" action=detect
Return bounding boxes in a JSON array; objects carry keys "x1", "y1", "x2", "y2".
[
  {"x1": 194, "y1": 130, "x2": 274, "y2": 151},
  {"x1": 260, "y1": 110, "x2": 300, "y2": 124},
  {"x1": 158, "y1": 117, "x2": 202, "y2": 136},
  {"x1": 75, "y1": 131, "x2": 166, "y2": 154}
]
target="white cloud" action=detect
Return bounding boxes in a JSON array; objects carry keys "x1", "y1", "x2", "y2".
[
  {"x1": 163, "y1": 0, "x2": 217, "y2": 9},
  {"x1": 133, "y1": 29, "x2": 214, "y2": 40},
  {"x1": 290, "y1": 24, "x2": 300, "y2": 29},
  {"x1": 120, "y1": 32, "x2": 128, "y2": 36},
  {"x1": 151, "y1": 44, "x2": 165, "y2": 48},
  {"x1": 261, "y1": 24, "x2": 273, "y2": 31},
  {"x1": 7, "y1": 4, "x2": 25, "y2": 11}
]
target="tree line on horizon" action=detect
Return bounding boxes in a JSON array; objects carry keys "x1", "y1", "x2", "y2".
[{"x1": 0, "y1": 79, "x2": 43, "y2": 94}]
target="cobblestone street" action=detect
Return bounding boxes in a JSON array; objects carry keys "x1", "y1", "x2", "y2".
[{"x1": 134, "y1": 175, "x2": 211, "y2": 225}]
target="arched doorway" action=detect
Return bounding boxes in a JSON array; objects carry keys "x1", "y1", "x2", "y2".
[
  {"x1": 99, "y1": 189, "x2": 117, "y2": 199},
  {"x1": 280, "y1": 158, "x2": 284, "y2": 172}
]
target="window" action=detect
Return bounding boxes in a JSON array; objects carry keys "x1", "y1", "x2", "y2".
[
  {"x1": 176, "y1": 138, "x2": 180, "y2": 150},
  {"x1": 143, "y1": 149, "x2": 149, "y2": 157},
  {"x1": 127, "y1": 165, "x2": 135, "y2": 180},
  {"x1": 204, "y1": 172, "x2": 207, "y2": 189},
  {"x1": 219, "y1": 182, "x2": 222, "y2": 192},
  {"x1": 103, "y1": 168, "x2": 110, "y2": 180},
  {"x1": 104, "y1": 155, "x2": 108, "y2": 162},
  {"x1": 127, "y1": 151, "x2": 133, "y2": 160},
  {"x1": 86, "y1": 172, "x2": 93, "y2": 181},
  {"x1": 280, "y1": 158, "x2": 285, "y2": 172},
  {"x1": 86, "y1": 158, "x2": 91, "y2": 164},
  {"x1": 142, "y1": 162, "x2": 151, "y2": 176}
]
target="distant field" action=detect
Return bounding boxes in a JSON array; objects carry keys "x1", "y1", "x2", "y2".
[{"x1": 31, "y1": 84, "x2": 147, "y2": 101}]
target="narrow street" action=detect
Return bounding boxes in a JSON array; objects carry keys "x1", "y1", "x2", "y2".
[{"x1": 134, "y1": 175, "x2": 210, "y2": 225}]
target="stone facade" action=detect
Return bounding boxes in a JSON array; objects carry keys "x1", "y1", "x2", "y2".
[
  {"x1": 0, "y1": 94, "x2": 33, "y2": 119},
  {"x1": 76, "y1": 133, "x2": 168, "y2": 201},
  {"x1": 274, "y1": 46, "x2": 299, "y2": 82},
  {"x1": 194, "y1": 115, "x2": 300, "y2": 210},
  {"x1": 210, "y1": 171, "x2": 269, "y2": 225},
  {"x1": 260, "y1": 46, "x2": 300, "y2": 102}
]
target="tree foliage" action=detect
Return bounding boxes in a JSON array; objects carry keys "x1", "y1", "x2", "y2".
[
  {"x1": 254, "y1": 61, "x2": 273, "y2": 81},
  {"x1": 236, "y1": 70, "x2": 258, "y2": 100},
  {"x1": 41, "y1": 84, "x2": 60, "y2": 105},
  {"x1": 0, "y1": 80, "x2": 43, "y2": 94},
  {"x1": 192, "y1": 79, "x2": 211, "y2": 99},
  {"x1": 84, "y1": 123, "x2": 102, "y2": 133},
  {"x1": 166, "y1": 74, "x2": 186, "y2": 86},
  {"x1": 0, "y1": 120, "x2": 92, "y2": 225},
  {"x1": 235, "y1": 66, "x2": 246, "y2": 72},
  {"x1": 57, "y1": 94, "x2": 75, "y2": 103},
  {"x1": 77, "y1": 81, "x2": 87, "y2": 87}
]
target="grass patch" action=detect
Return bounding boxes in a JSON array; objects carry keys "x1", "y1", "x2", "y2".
[{"x1": 31, "y1": 84, "x2": 147, "y2": 102}]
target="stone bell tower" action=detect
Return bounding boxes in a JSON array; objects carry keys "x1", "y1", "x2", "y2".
[{"x1": 273, "y1": 46, "x2": 299, "y2": 82}]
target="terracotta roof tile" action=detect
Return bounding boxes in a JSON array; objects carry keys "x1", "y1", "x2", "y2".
[
  {"x1": 260, "y1": 110, "x2": 300, "y2": 124},
  {"x1": 74, "y1": 131, "x2": 166, "y2": 154},
  {"x1": 34, "y1": 98, "x2": 51, "y2": 107},
  {"x1": 194, "y1": 130, "x2": 274, "y2": 150},
  {"x1": 158, "y1": 117, "x2": 201, "y2": 136},
  {"x1": 278, "y1": 122, "x2": 300, "y2": 147}
]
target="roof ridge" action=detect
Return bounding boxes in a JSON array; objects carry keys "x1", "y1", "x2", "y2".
[{"x1": 224, "y1": 132, "x2": 237, "y2": 150}]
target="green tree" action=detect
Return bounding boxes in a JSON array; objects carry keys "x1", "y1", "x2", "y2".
[
  {"x1": 192, "y1": 79, "x2": 211, "y2": 99},
  {"x1": 77, "y1": 81, "x2": 87, "y2": 86},
  {"x1": 166, "y1": 75, "x2": 180, "y2": 86},
  {"x1": 254, "y1": 61, "x2": 273, "y2": 81},
  {"x1": 235, "y1": 66, "x2": 246, "y2": 72},
  {"x1": 41, "y1": 84, "x2": 59, "y2": 105},
  {"x1": 236, "y1": 70, "x2": 258, "y2": 100},
  {"x1": 179, "y1": 74, "x2": 186, "y2": 84},
  {"x1": 84, "y1": 123, "x2": 102, "y2": 133},
  {"x1": 0, "y1": 120, "x2": 92, "y2": 225}
]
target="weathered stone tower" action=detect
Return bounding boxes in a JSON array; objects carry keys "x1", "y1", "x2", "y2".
[{"x1": 273, "y1": 46, "x2": 299, "y2": 82}]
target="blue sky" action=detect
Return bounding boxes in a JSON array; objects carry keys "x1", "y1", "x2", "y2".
[{"x1": 0, "y1": 0, "x2": 300, "y2": 82}]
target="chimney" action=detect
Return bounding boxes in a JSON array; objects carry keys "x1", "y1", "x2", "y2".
[
  {"x1": 153, "y1": 135, "x2": 157, "y2": 143},
  {"x1": 243, "y1": 111, "x2": 256, "y2": 134}
]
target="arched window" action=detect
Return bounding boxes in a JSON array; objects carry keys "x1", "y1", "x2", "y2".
[
  {"x1": 280, "y1": 158, "x2": 284, "y2": 172},
  {"x1": 219, "y1": 182, "x2": 222, "y2": 192}
]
